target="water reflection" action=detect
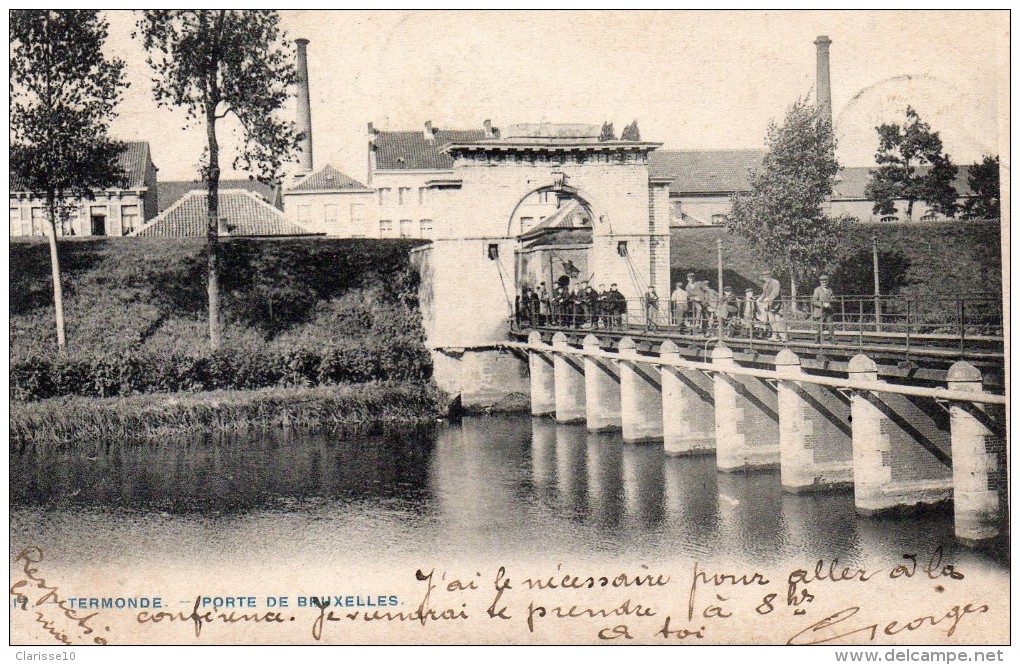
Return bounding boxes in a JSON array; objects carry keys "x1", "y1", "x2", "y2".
[
  {"x1": 11, "y1": 428, "x2": 435, "y2": 514},
  {"x1": 10, "y1": 415, "x2": 1007, "y2": 569}
]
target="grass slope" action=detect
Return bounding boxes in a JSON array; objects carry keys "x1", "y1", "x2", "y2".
[{"x1": 10, "y1": 237, "x2": 432, "y2": 400}]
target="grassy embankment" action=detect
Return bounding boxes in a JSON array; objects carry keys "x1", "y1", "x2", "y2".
[
  {"x1": 11, "y1": 222, "x2": 1002, "y2": 441},
  {"x1": 10, "y1": 237, "x2": 437, "y2": 443}
]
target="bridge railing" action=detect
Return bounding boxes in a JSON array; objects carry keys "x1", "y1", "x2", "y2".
[{"x1": 511, "y1": 294, "x2": 1003, "y2": 350}]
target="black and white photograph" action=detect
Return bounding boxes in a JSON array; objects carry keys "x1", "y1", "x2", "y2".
[{"x1": 8, "y1": 9, "x2": 1010, "y2": 652}]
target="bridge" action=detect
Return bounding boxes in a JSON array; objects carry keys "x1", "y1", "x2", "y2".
[
  {"x1": 500, "y1": 329, "x2": 1005, "y2": 548},
  {"x1": 408, "y1": 123, "x2": 1007, "y2": 550}
]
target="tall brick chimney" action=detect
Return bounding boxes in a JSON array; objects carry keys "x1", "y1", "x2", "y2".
[
  {"x1": 295, "y1": 38, "x2": 313, "y2": 173},
  {"x1": 814, "y1": 35, "x2": 833, "y2": 128}
]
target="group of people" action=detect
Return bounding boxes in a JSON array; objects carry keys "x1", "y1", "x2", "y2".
[
  {"x1": 517, "y1": 282, "x2": 629, "y2": 329},
  {"x1": 519, "y1": 271, "x2": 837, "y2": 343}
]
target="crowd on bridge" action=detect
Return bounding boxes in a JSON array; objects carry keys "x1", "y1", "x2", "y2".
[{"x1": 516, "y1": 271, "x2": 837, "y2": 342}]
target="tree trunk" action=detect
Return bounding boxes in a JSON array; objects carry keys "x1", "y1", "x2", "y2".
[
  {"x1": 906, "y1": 199, "x2": 914, "y2": 221},
  {"x1": 206, "y1": 105, "x2": 222, "y2": 350},
  {"x1": 45, "y1": 193, "x2": 66, "y2": 352}
]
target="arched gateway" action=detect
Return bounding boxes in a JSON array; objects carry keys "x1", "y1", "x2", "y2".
[{"x1": 411, "y1": 123, "x2": 671, "y2": 410}]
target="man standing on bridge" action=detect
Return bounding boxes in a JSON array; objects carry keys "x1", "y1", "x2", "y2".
[
  {"x1": 760, "y1": 269, "x2": 787, "y2": 342},
  {"x1": 670, "y1": 281, "x2": 689, "y2": 331},
  {"x1": 812, "y1": 274, "x2": 836, "y2": 343}
]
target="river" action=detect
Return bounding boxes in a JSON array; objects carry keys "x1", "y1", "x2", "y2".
[{"x1": 9, "y1": 414, "x2": 1010, "y2": 645}]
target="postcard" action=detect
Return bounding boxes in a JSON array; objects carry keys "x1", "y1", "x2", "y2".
[{"x1": 9, "y1": 9, "x2": 1009, "y2": 650}]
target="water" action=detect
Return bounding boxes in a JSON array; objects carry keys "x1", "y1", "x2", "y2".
[{"x1": 10, "y1": 415, "x2": 1007, "y2": 570}]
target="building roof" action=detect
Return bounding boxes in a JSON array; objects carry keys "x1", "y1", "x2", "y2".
[
  {"x1": 288, "y1": 164, "x2": 369, "y2": 191},
  {"x1": 521, "y1": 227, "x2": 593, "y2": 249},
  {"x1": 648, "y1": 149, "x2": 765, "y2": 195},
  {"x1": 11, "y1": 140, "x2": 153, "y2": 193},
  {"x1": 372, "y1": 129, "x2": 487, "y2": 170},
  {"x1": 157, "y1": 178, "x2": 281, "y2": 213},
  {"x1": 519, "y1": 199, "x2": 591, "y2": 240},
  {"x1": 134, "y1": 189, "x2": 314, "y2": 238},
  {"x1": 832, "y1": 165, "x2": 974, "y2": 201}
]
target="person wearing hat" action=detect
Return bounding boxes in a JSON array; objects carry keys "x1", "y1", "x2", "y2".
[
  {"x1": 742, "y1": 288, "x2": 758, "y2": 324},
  {"x1": 644, "y1": 285, "x2": 660, "y2": 331},
  {"x1": 812, "y1": 274, "x2": 836, "y2": 342},
  {"x1": 607, "y1": 283, "x2": 626, "y2": 328},
  {"x1": 685, "y1": 272, "x2": 706, "y2": 333},
  {"x1": 759, "y1": 269, "x2": 787, "y2": 342},
  {"x1": 719, "y1": 285, "x2": 738, "y2": 321},
  {"x1": 670, "y1": 280, "x2": 689, "y2": 330},
  {"x1": 537, "y1": 282, "x2": 549, "y2": 325}
]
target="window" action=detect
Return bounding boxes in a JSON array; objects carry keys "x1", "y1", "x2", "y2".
[
  {"x1": 920, "y1": 211, "x2": 937, "y2": 222},
  {"x1": 378, "y1": 188, "x2": 392, "y2": 206},
  {"x1": 324, "y1": 204, "x2": 338, "y2": 226},
  {"x1": 418, "y1": 187, "x2": 427, "y2": 205},
  {"x1": 297, "y1": 205, "x2": 312, "y2": 223},
  {"x1": 121, "y1": 204, "x2": 140, "y2": 234},
  {"x1": 398, "y1": 187, "x2": 412, "y2": 205},
  {"x1": 350, "y1": 203, "x2": 365, "y2": 234},
  {"x1": 879, "y1": 215, "x2": 899, "y2": 223},
  {"x1": 519, "y1": 216, "x2": 534, "y2": 234},
  {"x1": 60, "y1": 209, "x2": 77, "y2": 237},
  {"x1": 31, "y1": 207, "x2": 47, "y2": 236},
  {"x1": 10, "y1": 207, "x2": 20, "y2": 235},
  {"x1": 711, "y1": 214, "x2": 728, "y2": 225},
  {"x1": 399, "y1": 219, "x2": 414, "y2": 238},
  {"x1": 379, "y1": 219, "x2": 393, "y2": 236},
  {"x1": 419, "y1": 219, "x2": 433, "y2": 237}
]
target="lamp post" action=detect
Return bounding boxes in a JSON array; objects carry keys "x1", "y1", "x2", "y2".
[
  {"x1": 717, "y1": 238, "x2": 725, "y2": 340},
  {"x1": 872, "y1": 233, "x2": 881, "y2": 331}
]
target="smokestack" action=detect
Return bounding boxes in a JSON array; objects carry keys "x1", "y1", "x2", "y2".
[
  {"x1": 423, "y1": 120, "x2": 434, "y2": 141},
  {"x1": 483, "y1": 119, "x2": 493, "y2": 139},
  {"x1": 814, "y1": 35, "x2": 833, "y2": 128},
  {"x1": 295, "y1": 38, "x2": 313, "y2": 173}
]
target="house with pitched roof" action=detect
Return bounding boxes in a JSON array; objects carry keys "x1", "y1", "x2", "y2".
[
  {"x1": 647, "y1": 151, "x2": 977, "y2": 225},
  {"x1": 157, "y1": 178, "x2": 282, "y2": 214},
  {"x1": 132, "y1": 189, "x2": 317, "y2": 238},
  {"x1": 366, "y1": 120, "x2": 494, "y2": 239},
  {"x1": 283, "y1": 164, "x2": 376, "y2": 236},
  {"x1": 830, "y1": 165, "x2": 974, "y2": 223},
  {"x1": 648, "y1": 148, "x2": 765, "y2": 226},
  {"x1": 10, "y1": 141, "x2": 158, "y2": 237}
]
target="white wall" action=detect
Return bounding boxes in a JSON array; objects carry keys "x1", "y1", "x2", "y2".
[
  {"x1": 10, "y1": 191, "x2": 148, "y2": 238},
  {"x1": 283, "y1": 190, "x2": 376, "y2": 237},
  {"x1": 371, "y1": 170, "x2": 445, "y2": 239}
]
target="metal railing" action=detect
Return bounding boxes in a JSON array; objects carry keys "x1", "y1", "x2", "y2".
[{"x1": 511, "y1": 294, "x2": 1003, "y2": 353}]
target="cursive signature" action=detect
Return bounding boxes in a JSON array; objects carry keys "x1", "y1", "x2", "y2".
[
  {"x1": 10, "y1": 546, "x2": 110, "y2": 645},
  {"x1": 787, "y1": 603, "x2": 989, "y2": 645}
]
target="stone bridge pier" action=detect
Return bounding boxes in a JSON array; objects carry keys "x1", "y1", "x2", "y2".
[{"x1": 519, "y1": 334, "x2": 1005, "y2": 547}]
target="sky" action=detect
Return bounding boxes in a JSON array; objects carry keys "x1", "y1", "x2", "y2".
[{"x1": 102, "y1": 10, "x2": 1008, "y2": 183}]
